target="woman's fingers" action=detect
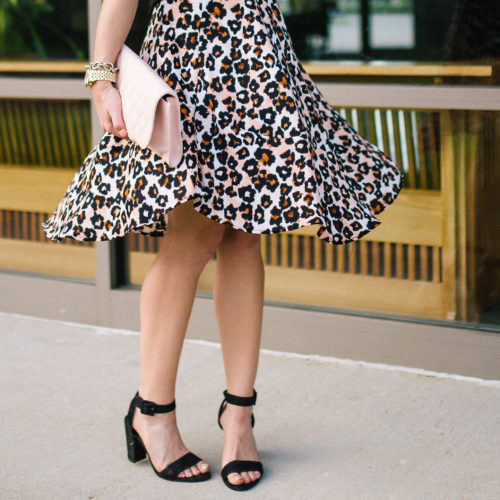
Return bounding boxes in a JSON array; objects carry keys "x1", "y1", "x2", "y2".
[
  {"x1": 92, "y1": 81, "x2": 128, "y2": 139},
  {"x1": 103, "y1": 117, "x2": 114, "y2": 134},
  {"x1": 108, "y1": 96, "x2": 128, "y2": 138},
  {"x1": 103, "y1": 114, "x2": 129, "y2": 140},
  {"x1": 104, "y1": 117, "x2": 129, "y2": 140}
]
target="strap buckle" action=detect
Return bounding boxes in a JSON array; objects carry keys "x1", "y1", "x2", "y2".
[{"x1": 139, "y1": 401, "x2": 157, "y2": 416}]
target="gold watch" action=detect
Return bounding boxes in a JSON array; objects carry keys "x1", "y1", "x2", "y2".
[{"x1": 84, "y1": 62, "x2": 119, "y2": 88}]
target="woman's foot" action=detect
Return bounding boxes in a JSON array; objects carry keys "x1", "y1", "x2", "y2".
[
  {"x1": 132, "y1": 407, "x2": 210, "y2": 478},
  {"x1": 220, "y1": 403, "x2": 261, "y2": 486}
]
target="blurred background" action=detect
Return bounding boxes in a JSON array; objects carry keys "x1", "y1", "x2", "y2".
[
  {"x1": 0, "y1": 0, "x2": 499, "y2": 372},
  {"x1": 2, "y1": 0, "x2": 498, "y2": 63}
]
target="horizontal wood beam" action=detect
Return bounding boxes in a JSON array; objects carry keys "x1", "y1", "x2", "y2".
[
  {"x1": 0, "y1": 60, "x2": 85, "y2": 73},
  {"x1": 262, "y1": 264, "x2": 449, "y2": 319},
  {"x1": 0, "y1": 166, "x2": 76, "y2": 213},
  {"x1": 1, "y1": 78, "x2": 498, "y2": 111},
  {"x1": 317, "y1": 83, "x2": 500, "y2": 111},
  {"x1": 0, "y1": 77, "x2": 89, "y2": 100},
  {"x1": 0, "y1": 239, "x2": 95, "y2": 280},
  {"x1": 302, "y1": 61, "x2": 493, "y2": 77},
  {"x1": 0, "y1": 60, "x2": 492, "y2": 78}
]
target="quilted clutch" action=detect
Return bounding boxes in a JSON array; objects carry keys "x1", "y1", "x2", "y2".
[{"x1": 115, "y1": 44, "x2": 182, "y2": 168}]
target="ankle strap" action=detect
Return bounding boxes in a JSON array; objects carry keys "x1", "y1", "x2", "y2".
[
  {"x1": 133, "y1": 391, "x2": 176, "y2": 416},
  {"x1": 223, "y1": 389, "x2": 257, "y2": 407}
]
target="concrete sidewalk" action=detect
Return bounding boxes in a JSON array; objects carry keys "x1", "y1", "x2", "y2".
[{"x1": 1, "y1": 312, "x2": 499, "y2": 500}]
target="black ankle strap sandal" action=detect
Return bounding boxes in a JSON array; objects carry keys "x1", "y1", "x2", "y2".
[
  {"x1": 124, "y1": 391, "x2": 211, "y2": 483},
  {"x1": 217, "y1": 389, "x2": 263, "y2": 491},
  {"x1": 132, "y1": 391, "x2": 176, "y2": 415},
  {"x1": 218, "y1": 389, "x2": 257, "y2": 430}
]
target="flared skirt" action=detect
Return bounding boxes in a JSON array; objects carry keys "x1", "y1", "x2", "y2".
[{"x1": 43, "y1": 0, "x2": 405, "y2": 245}]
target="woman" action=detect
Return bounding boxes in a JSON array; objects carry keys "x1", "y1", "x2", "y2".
[{"x1": 43, "y1": 0, "x2": 404, "y2": 492}]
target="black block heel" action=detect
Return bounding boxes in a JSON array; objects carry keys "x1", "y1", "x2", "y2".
[
  {"x1": 124, "y1": 391, "x2": 211, "y2": 482},
  {"x1": 124, "y1": 415, "x2": 146, "y2": 463},
  {"x1": 218, "y1": 389, "x2": 263, "y2": 491}
]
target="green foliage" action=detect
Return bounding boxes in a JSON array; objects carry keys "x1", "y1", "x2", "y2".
[{"x1": 0, "y1": 0, "x2": 87, "y2": 59}]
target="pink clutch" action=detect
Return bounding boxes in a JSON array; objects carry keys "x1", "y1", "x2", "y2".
[{"x1": 115, "y1": 44, "x2": 183, "y2": 168}]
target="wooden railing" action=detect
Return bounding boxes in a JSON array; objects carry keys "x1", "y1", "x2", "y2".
[{"x1": 0, "y1": 60, "x2": 494, "y2": 78}]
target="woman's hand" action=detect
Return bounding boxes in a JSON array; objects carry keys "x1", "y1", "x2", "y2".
[
  {"x1": 90, "y1": 0, "x2": 138, "y2": 139},
  {"x1": 91, "y1": 80, "x2": 128, "y2": 139}
]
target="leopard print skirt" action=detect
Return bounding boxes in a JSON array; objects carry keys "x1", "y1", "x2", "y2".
[{"x1": 43, "y1": 0, "x2": 404, "y2": 245}]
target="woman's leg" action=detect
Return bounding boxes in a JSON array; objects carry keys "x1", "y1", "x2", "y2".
[
  {"x1": 133, "y1": 200, "x2": 225, "y2": 478},
  {"x1": 213, "y1": 228, "x2": 265, "y2": 486}
]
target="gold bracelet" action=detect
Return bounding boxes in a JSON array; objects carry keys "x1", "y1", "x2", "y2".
[
  {"x1": 84, "y1": 61, "x2": 119, "y2": 72},
  {"x1": 84, "y1": 62, "x2": 119, "y2": 88}
]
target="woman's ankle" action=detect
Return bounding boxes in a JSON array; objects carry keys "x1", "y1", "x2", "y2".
[
  {"x1": 133, "y1": 406, "x2": 178, "y2": 430},
  {"x1": 221, "y1": 404, "x2": 254, "y2": 425}
]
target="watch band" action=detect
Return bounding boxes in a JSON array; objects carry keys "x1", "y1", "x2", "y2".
[{"x1": 84, "y1": 68, "x2": 118, "y2": 88}]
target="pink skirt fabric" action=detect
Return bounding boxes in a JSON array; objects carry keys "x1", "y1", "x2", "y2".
[{"x1": 43, "y1": 0, "x2": 404, "y2": 245}]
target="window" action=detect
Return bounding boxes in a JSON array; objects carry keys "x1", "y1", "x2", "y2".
[{"x1": 278, "y1": 0, "x2": 500, "y2": 63}]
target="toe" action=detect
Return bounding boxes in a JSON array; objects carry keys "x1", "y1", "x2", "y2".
[
  {"x1": 248, "y1": 471, "x2": 257, "y2": 481},
  {"x1": 228, "y1": 472, "x2": 244, "y2": 485},
  {"x1": 198, "y1": 461, "x2": 210, "y2": 473},
  {"x1": 184, "y1": 468, "x2": 193, "y2": 478},
  {"x1": 190, "y1": 465, "x2": 200, "y2": 476},
  {"x1": 240, "y1": 471, "x2": 251, "y2": 484}
]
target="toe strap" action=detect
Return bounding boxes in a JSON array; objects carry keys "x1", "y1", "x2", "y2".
[
  {"x1": 160, "y1": 451, "x2": 203, "y2": 479},
  {"x1": 221, "y1": 460, "x2": 263, "y2": 477}
]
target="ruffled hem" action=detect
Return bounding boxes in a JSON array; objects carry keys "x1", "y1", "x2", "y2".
[{"x1": 42, "y1": 153, "x2": 404, "y2": 246}]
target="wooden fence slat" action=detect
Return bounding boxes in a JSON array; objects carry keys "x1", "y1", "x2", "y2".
[
  {"x1": 28, "y1": 100, "x2": 45, "y2": 166},
  {"x1": 360, "y1": 240, "x2": 368, "y2": 275},
  {"x1": 417, "y1": 111, "x2": 429, "y2": 189},
  {"x1": 432, "y1": 246, "x2": 441, "y2": 283},
  {"x1": 270, "y1": 234, "x2": 279, "y2": 266},
  {"x1": 395, "y1": 242, "x2": 404, "y2": 279},
  {"x1": 5, "y1": 101, "x2": 20, "y2": 164},
  {"x1": 383, "y1": 242, "x2": 391, "y2": 278},
  {"x1": 325, "y1": 240, "x2": 333, "y2": 272},
  {"x1": 291, "y1": 234, "x2": 299, "y2": 268},
  {"x1": 12, "y1": 101, "x2": 27, "y2": 165},
  {"x1": 0, "y1": 102, "x2": 12, "y2": 164},
  {"x1": 20, "y1": 101, "x2": 36, "y2": 165},
  {"x1": 380, "y1": 109, "x2": 391, "y2": 159},
  {"x1": 421, "y1": 245, "x2": 429, "y2": 281},
  {"x1": 393, "y1": 109, "x2": 404, "y2": 183},
  {"x1": 281, "y1": 232, "x2": 289, "y2": 268},
  {"x1": 49, "y1": 102, "x2": 65, "y2": 166},
  {"x1": 404, "y1": 110, "x2": 417, "y2": 188},
  {"x1": 408, "y1": 244, "x2": 416, "y2": 281},
  {"x1": 428, "y1": 111, "x2": 440, "y2": 190},
  {"x1": 371, "y1": 241, "x2": 380, "y2": 276},
  {"x1": 72, "y1": 101, "x2": 90, "y2": 163},
  {"x1": 314, "y1": 238, "x2": 322, "y2": 271}
]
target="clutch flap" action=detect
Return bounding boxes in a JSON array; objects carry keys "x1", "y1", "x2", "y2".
[{"x1": 116, "y1": 45, "x2": 181, "y2": 157}]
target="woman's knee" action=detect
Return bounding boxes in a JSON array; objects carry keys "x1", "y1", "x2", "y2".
[
  {"x1": 157, "y1": 202, "x2": 225, "y2": 266},
  {"x1": 161, "y1": 224, "x2": 223, "y2": 264},
  {"x1": 219, "y1": 228, "x2": 262, "y2": 256}
]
